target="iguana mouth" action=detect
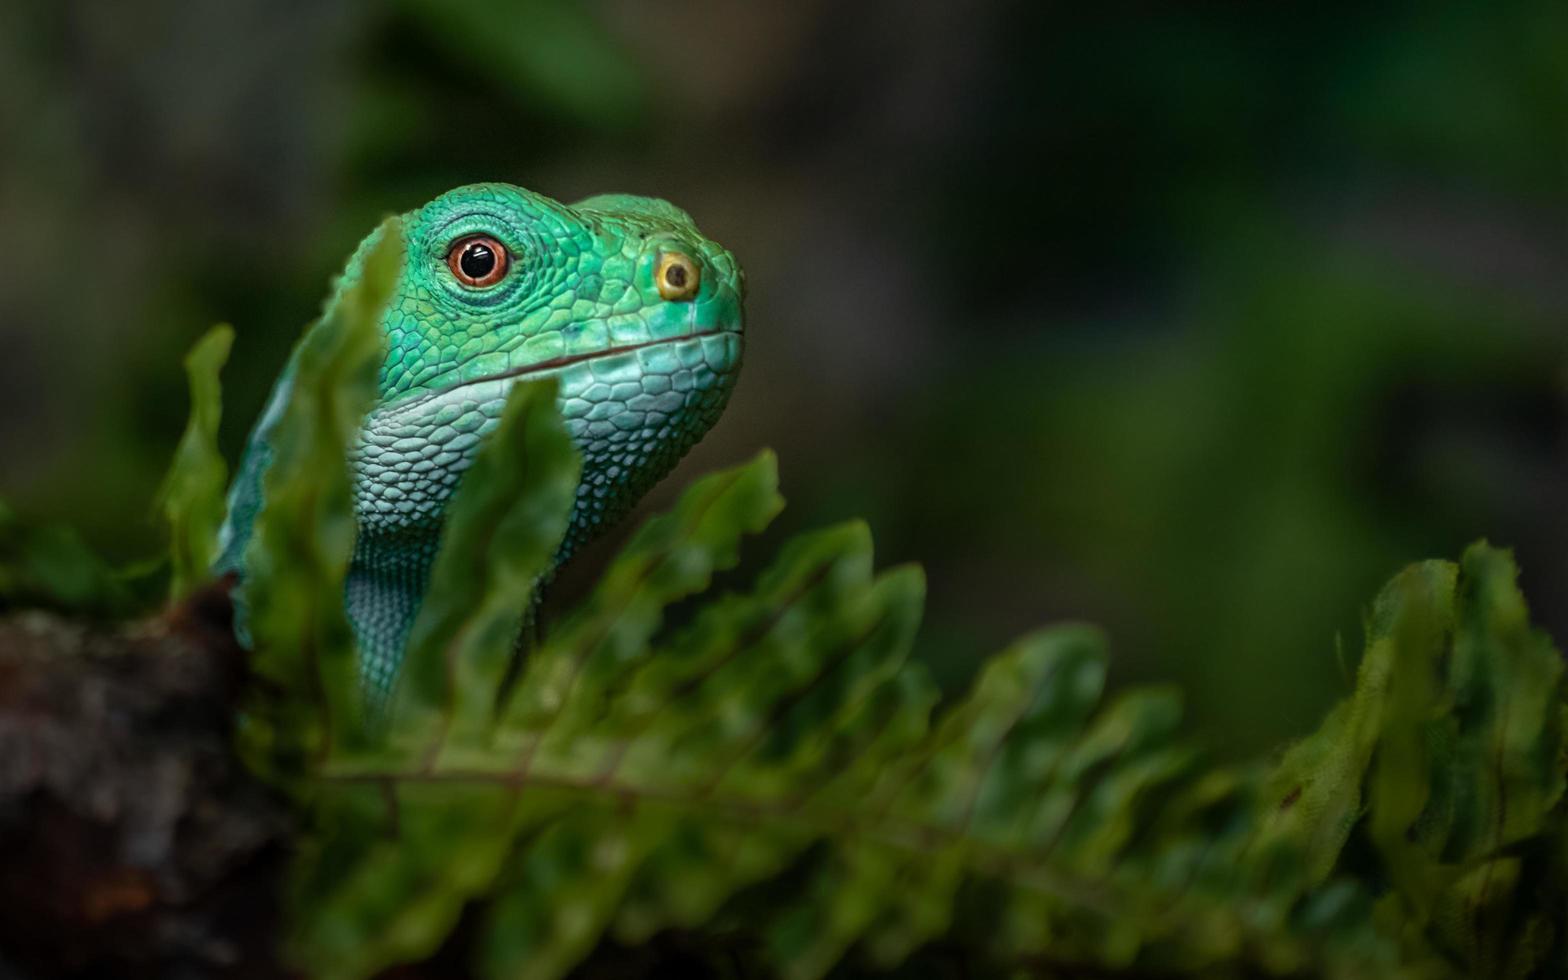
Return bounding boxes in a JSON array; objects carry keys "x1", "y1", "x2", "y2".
[
  {"x1": 473, "y1": 327, "x2": 732, "y2": 387},
  {"x1": 382, "y1": 327, "x2": 738, "y2": 417}
]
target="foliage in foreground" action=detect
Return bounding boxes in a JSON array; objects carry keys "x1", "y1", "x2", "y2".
[{"x1": 15, "y1": 233, "x2": 1568, "y2": 979}]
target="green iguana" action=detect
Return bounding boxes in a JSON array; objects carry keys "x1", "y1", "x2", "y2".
[{"x1": 216, "y1": 183, "x2": 745, "y2": 705}]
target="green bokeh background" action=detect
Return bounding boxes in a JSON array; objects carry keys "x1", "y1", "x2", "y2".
[{"x1": 0, "y1": 1, "x2": 1562, "y2": 753}]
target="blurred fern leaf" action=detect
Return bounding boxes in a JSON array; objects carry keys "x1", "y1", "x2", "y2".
[
  {"x1": 1258, "y1": 544, "x2": 1566, "y2": 978},
  {"x1": 0, "y1": 498, "x2": 133, "y2": 616},
  {"x1": 158, "y1": 323, "x2": 233, "y2": 599},
  {"x1": 391, "y1": 376, "x2": 582, "y2": 747},
  {"x1": 243, "y1": 218, "x2": 402, "y2": 766}
]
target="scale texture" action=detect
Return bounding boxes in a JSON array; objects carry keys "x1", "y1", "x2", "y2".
[{"x1": 215, "y1": 183, "x2": 745, "y2": 703}]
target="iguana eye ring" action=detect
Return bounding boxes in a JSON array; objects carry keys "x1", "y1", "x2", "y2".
[
  {"x1": 656, "y1": 252, "x2": 700, "y2": 301},
  {"x1": 447, "y1": 234, "x2": 509, "y2": 287}
]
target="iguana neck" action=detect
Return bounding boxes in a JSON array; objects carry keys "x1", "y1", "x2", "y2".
[{"x1": 217, "y1": 183, "x2": 745, "y2": 708}]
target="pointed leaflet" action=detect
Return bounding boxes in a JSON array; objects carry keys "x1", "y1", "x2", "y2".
[
  {"x1": 390, "y1": 377, "x2": 580, "y2": 749},
  {"x1": 159, "y1": 324, "x2": 233, "y2": 599},
  {"x1": 1254, "y1": 559, "x2": 1458, "y2": 884},
  {"x1": 245, "y1": 219, "x2": 402, "y2": 761},
  {"x1": 1375, "y1": 544, "x2": 1565, "y2": 977},
  {"x1": 1254, "y1": 542, "x2": 1566, "y2": 977},
  {"x1": 1438, "y1": 545, "x2": 1563, "y2": 858}
]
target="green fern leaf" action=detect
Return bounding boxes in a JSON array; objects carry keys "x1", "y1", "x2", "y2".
[
  {"x1": 391, "y1": 376, "x2": 582, "y2": 748},
  {"x1": 1258, "y1": 543, "x2": 1566, "y2": 978},
  {"x1": 158, "y1": 323, "x2": 234, "y2": 599},
  {"x1": 243, "y1": 218, "x2": 402, "y2": 764}
]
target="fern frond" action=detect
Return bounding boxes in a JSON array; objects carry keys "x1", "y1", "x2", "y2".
[
  {"x1": 157, "y1": 323, "x2": 233, "y2": 599},
  {"x1": 240, "y1": 379, "x2": 1344, "y2": 979},
  {"x1": 217, "y1": 307, "x2": 1567, "y2": 979},
  {"x1": 243, "y1": 219, "x2": 402, "y2": 764}
]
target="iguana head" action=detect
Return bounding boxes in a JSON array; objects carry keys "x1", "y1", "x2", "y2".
[{"x1": 342, "y1": 183, "x2": 745, "y2": 557}]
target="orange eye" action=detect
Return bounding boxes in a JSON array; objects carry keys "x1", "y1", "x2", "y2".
[
  {"x1": 447, "y1": 234, "x2": 509, "y2": 287},
  {"x1": 656, "y1": 252, "x2": 700, "y2": 301}
]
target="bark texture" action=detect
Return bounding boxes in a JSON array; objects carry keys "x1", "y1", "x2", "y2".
[{"x1": 0, "y1": 586, "x2": 289, "y2": 979}]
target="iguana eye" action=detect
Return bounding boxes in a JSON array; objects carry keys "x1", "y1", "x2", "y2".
[
  {"x1": 656, "y1": 252, "x2": 700, "y2": 301},
  {"x1": 447, "y1": 235, "x2": 509, "y2": 287}
]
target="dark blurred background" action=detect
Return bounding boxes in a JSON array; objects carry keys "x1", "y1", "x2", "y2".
[{"x1": 0, "y1": 1, "x2": 1563, "y2": 752}]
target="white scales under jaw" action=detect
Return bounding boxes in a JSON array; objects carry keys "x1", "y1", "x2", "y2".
[{"x1": 351, "y1": 331, "x2": 741, "y2": 533}]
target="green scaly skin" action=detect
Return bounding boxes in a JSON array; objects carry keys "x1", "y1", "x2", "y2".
[{"x1": 216, "y1": 183, "x2": 745, "y2": 704}]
